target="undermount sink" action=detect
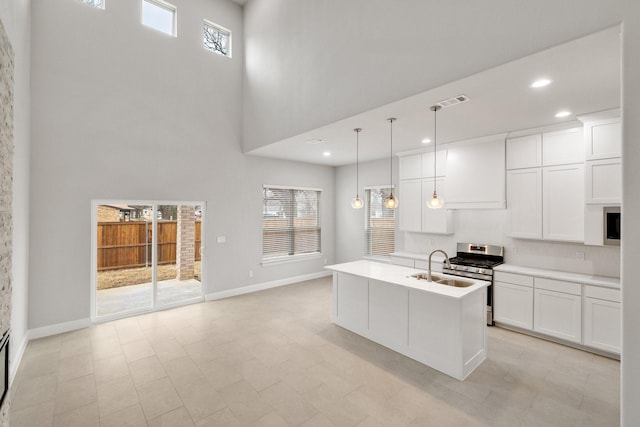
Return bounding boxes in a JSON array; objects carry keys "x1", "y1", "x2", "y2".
[
  {"x1": 435, "y1": 278, "x2": 474, "y2": 288},
  {"x1": 409, "y1": 273, "x2": 443, "y2": 282}
]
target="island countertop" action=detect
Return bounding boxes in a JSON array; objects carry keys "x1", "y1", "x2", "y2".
[{"x1": 325, "y1": 259, "x2": 489, "y2": 299}]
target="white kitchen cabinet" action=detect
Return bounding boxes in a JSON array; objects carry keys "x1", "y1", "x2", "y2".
[
  {"x1": 586, "y1": 158, "x2": 621, "y2": 204},
  {"x1": 583, "y1": 286, "x2": 621, "y2": 354},
  {"x1": 446, "y1": 138, "x2": 506, "y2": 209},
  {"x1": 369, "y1": 279, "x2": 409, "y2": 349},
  {"x1": 542, "y1": 128, "x2": 584, "y2": 166},
  {"x1": 399, "y1": 154, "x2": 422, "y2": 180},
  {"x1": 399, "y1": 180, "x2": 422, "y2": 232},
  {"x1": 421, "y1": 149, "x2": 447, "y2": 178},
  {"x1": 543, "y1": 164, "x2": 584, "y2": 242},
  {"x1": 421, "y1": 178, "x2": 453, "y2": 234},
  {"x1": 334, "y1": 273, "x2": 368, "y2": 335},
  {"x1": 507, "y1": 168, "x2": 542, "y2": 239},
  {"x1": 583, "y1": 117, "x2": 621, "y2": 160},
  {"x1": 506, "y1": 134, "x2": 542, "y2": 170},
  {"x1": 493, "y1": 271, "x2": 534, "y2": 330},
  {"x1": 584, "y1": 204, "x2": 605, "y2": 246},
  {"x1": 533, "y1": 278, "x2": 582, "y2": 343}
]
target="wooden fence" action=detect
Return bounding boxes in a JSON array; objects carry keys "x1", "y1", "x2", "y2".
[{"x1": 97, "y1": 220, "x2": 202, "y2": 271}]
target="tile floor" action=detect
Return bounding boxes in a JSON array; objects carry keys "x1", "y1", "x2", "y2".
[{"x1": 9, "y1": 276, "x2": 620, "y2": 426}]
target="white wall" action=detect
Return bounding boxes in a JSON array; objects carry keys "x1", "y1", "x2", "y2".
[
  {"x1": 28, "y1": 0, "x2": 334, "y2": 330},
  {"x1": 242, "y1": 0, "x2": 624, "y2": 152},
  {"x1": 0, "y1": 0, "x2": 30, "y2": 380}
]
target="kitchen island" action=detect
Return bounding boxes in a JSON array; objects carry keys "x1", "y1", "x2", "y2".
[{"x1": 325, "y1": 259, "x2": 490, "y2": 380}]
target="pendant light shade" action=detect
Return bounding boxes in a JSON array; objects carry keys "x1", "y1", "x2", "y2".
[
  {"x1": 428, "y1": 105, "x2": 444, "y2": 209},
  {"x1": 383, "y1": 118, "x2": 399, "y2": 209},
  {"x1": 351, "y1": 128, "x2": 364, "y2": 209}
]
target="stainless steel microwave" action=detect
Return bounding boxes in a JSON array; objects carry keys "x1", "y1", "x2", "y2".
[{"x1": 604, "y1": 206, "x2": 621, "y2": 246}]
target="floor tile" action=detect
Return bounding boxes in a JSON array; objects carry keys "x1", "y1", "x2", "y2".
[
  {"x1": 122, "y1": 338, "x2": 155, "y2": 363},
  {"x1": 195, "y1": 406, "x2": 242, "y2": 427},
  {"x1": 259, "y1": 380, "x2": 318, "y2": 425},
  {"x1": 129, "y1": 355, "x2": 167, "y2": 386},
  {"x1": 218, "y1": 380, "x2": 273, "y2": 425},
  {"x1": 54, "y1": 374, "x2": 97, "y2": 415},
  {"x1": 52, "y1": 401, "x2": 99, "y2": 427},
  {"x1": 11, "y1": 372, "x2": 58, "y2": 412},
  {"x1": 148, "y1": 406, "x2": 196, "y2": 427},
  {"x1": 176, "y1": 377, "x2": 225, "y2": 421},
  {"x1": 96, "y1": 374, "x2": 139, "y2": 417},
  {"x1": 163, "y1": 355, "x2": 204, "y2": 389},
  {"x1": 10, "y1": 399, "x2": 55, "y2": 427},
  {"x1": 99, "y1": 403, "x2": 148, "y2": 427},
  {"x1": 93, "y1": 352, "x2": 130, "y2": 385},
  {"x1": 136, "y1": 376, "x2": 183, "y2": 420}
]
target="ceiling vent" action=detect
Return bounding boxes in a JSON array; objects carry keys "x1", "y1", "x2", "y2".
[
  {"x1": 437, "y1": 94, "x2": 470, "y2": 108},
  {"x1": 305, "y1": 138, "x2": 324, "y2": 145}
]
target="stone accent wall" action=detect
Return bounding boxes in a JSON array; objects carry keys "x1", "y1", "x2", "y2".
[
  {"x1": 176, "y1": 206, "x2": 195, "y2": 280},
  {"x1": 0, "y1": 16, "x2": 13, "y2": 425}
]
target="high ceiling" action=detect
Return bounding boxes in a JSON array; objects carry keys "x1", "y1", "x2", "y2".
[{"x1": 246, "y1": 26, "x2": 620, "y2": 167}]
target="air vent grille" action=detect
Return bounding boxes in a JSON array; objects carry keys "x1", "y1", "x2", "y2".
[{"x1": 437, "y1": 94, "x2": 470, "y2": 108}]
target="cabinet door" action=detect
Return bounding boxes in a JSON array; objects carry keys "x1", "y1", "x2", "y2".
[
  {"x1": 369, "y1": 280, "x2": 409, "y2": 349},
  {"x1": 421, "y1": 149, "x2": 447, "y2": 178},
  {"x1": 446, "y1": 138, "x2": 506, "y2": 209},
  {"x1": 534, "y1": 289, "x2": 582, "y2": 343},
  {"x1": 494, "y1": 282, "x2": 533, "y2": 330},
  {"x1": 335, "y1": 273, "x2": 368, "y2": 334},
  {"x1": 399, "y1": 180, "x2": 422, "y2": 232},
  {"x1": 584, "y1": 119, "x2": 621, "y2": 160},
  {"x1": 583, "y1": 297, "x2": 621, "y2": 354},
  {"x1": 543, "y1": 164, "x2": 584, "y2": 242},
  {"x1": 399, "y1": 154, "x2": 422, "y2": 180},
  {"x1": 506, "y1": 134, "x2": 542, "y2": 169},
  {"x1": 586, "y1": 158, "x2": 621, "y2": 204},
  {"x1": 507, "y1": 168, "x2": 542, "y2": 239},
  {"x1": 542, "y1": 128, "x2": 584, "y2": 166},
  {"x1": 421, "y1": 178, "x2": 453, "y2": 234}
]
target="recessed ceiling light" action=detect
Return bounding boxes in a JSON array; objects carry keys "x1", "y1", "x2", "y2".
[
  {"x1": 422, "y1": 138, "x2": 431, "y2": 144},
  {"x1": 322, "y1": 151, "x2": 331, "y2": 157},
  {"x1": 555, "y1": 110, "x2": 572, "y2": 118},
  {"x1": 530, "y1": 78, "x2": 552, "y2": 88}
]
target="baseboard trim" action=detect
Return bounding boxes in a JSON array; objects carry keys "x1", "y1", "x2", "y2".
[
  {"x1": 206, "y1": 271, "x2": 331, "y2": 301},
  {"x1": 9, "y1": 333, "x2": 28, "y2": 386},
  {"x1": 27, "y1": 318, "x2": 92, "y2": 341}
]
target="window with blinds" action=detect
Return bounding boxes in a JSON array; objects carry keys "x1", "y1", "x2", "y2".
[
  {"x1": 262, "y1": 187, "x2": 321, "y2": 261},
  {"x1": 365, "y1": 188, "x2": 395, "y2": 257}
]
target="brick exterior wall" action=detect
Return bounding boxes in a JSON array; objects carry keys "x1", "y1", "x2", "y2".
[
  {"x1": 0, "y1": 16, "x2": 13, "y2": 424},
  {"x1": 176, "y1": 206, "x2": 195, "y2": 280},
  {"x1": 96, "y1": 205, "x2": 121, "y2": 222}
]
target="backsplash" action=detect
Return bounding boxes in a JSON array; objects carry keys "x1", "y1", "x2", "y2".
[{"x1": 403, "y1": 209, "x2": 621, "y2": 278}]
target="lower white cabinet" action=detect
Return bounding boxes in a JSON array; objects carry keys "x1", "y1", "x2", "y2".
[
  {"x1": 334, "y1": 273, "x2": 368, "y2": 335},
  {"x1": 494, "y1": 281, "x2": 534, "y2": 330},
  {"x1": 583, "y1": 286, "x2": 621, "y2": 354},
  {"x1": 533, "y1": 279, "x2": 582, "y2": 343}
]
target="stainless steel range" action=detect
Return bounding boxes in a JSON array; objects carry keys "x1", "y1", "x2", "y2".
[{"x1": 442, "y1": 243, "x2": 504, "y2": 325}]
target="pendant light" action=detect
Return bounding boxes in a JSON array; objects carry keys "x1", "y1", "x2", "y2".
[
  {"x1": 351, "y1": 128, "x2": 364, "y2": 209},
  {"x1": 427, "y1": 105, "x2": 444, "y2": 209},
  {"x1": 383, "y1": 118, "x2": 399, "y2": 209}
]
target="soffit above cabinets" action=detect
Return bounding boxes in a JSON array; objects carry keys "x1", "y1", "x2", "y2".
[{"x1": 247, "y1": 26, "x2": 620, "y2": 167}]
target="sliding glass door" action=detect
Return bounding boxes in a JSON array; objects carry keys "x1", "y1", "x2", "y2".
[{"x1": 93, "y1": 201, "x2": 205, "y2": 320}]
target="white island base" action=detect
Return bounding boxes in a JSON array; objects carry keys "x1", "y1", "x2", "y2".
[{"x1": 327, "y1": 260, "x2": 489, "y2": 381}]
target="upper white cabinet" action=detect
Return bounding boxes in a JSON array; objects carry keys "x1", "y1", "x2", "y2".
[
  {"x1": 543, "y1": 164, "x2": 584, "y2": 242},
  {"x1": 582, "y1": 115, "x2": 622, "y2": 160},
  {"x1": 507, "y1": 168, "x2": 542, "y2": 239},
  {"x1": 421, "y1": 178, "x2": 454, "y2": 234},
  {"x1": 446, "y1": 137, "x2": 506, "y2": 209},
  {"x1": 399, "y1": 180, "x2": 422, "y2": 232},
  {"x1": 399, "y1": 154, "x2": 422, "y2": 180},
  {"x1": 586, "y1": 158, "x2": 622, "y2": 204},
  {"x1": 506, "y1": 134, "x2": 542, "y2": 169},
  {"x1": 421, "y1": 149, "x2": 447, "y2": 178},
  {"x1": 542, "y1": 128, "x2": 584, "y2": 166}
]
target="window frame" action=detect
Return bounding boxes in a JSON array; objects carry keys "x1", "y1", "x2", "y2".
[
  {"x1": 364, "y1": 186, "x2": 396, "y2": 259},
  {"x1": 141, "y1": 0, "x2": 177, "y2": 37},
  {"x1": 261, "y1": 185, "x2": 322, "y2": 265},
  {"x1": 203, "y1": 20, "x2": 232, "y2": 58}
]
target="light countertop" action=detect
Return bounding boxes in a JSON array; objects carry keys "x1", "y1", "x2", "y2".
[
  {"x1": 494, "y1": 264, "x2": 620, "y2": 289},
  {"x1": 325, "y1": 259, "x2": 489, "y2": 299}
]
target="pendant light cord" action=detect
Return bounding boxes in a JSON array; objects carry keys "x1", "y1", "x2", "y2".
[
  {"x1": 355, "y1": 128, "x2": 360, "y2": 196},
  {"x1": 433, "y1": 107, "x2": 437, "y2": 192},
  {"x1": 389, "y1": 118, "x2": 395, "y2": 195}
]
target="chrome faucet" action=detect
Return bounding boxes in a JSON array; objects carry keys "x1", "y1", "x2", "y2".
[{"x1": 428, "y1": 249, "x2": 451, "y2": 282}]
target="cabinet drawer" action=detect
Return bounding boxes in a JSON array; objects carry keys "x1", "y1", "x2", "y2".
[
  {"x1": 584, "y1": 285, "x2": 620, "y2": 302},
  {"x1": 390, "y1": 256, "x2": 414, "y2": 268},
  {"x1": 494, "y1": 271, "x2": 533, "y2": 287},
  {"x1": 535, "y1": 277, "x2": 581, "y2": 295}
]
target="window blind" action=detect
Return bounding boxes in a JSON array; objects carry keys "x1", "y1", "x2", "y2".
[
  {"x1": 365, "y1": 188, "x2": 395, "y2": 256},
  {"x1": 263, "y1": 187, "x2": 321, "y2": 260}
]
